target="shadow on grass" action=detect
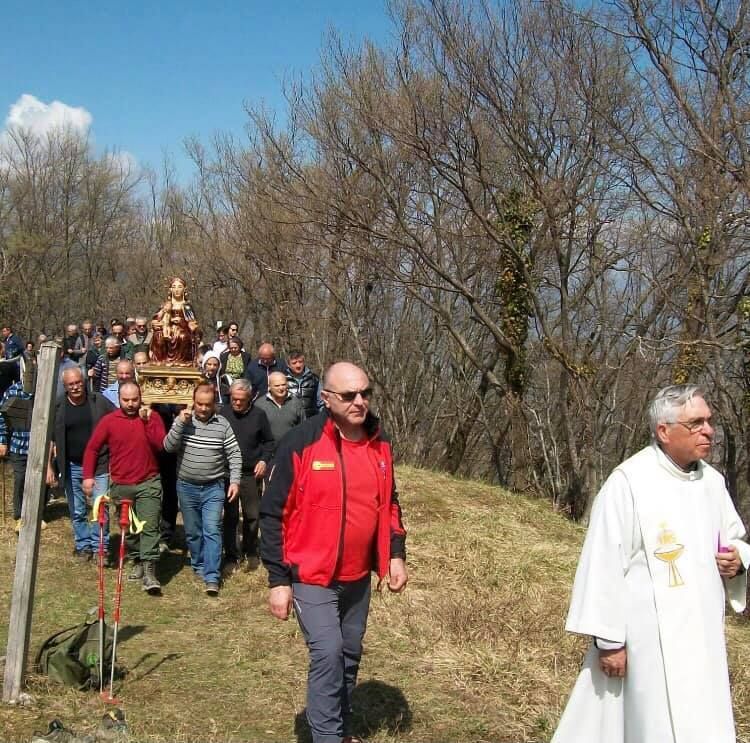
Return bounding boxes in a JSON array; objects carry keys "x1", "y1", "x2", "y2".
[
  {"x1": 294, "y1": 680, "x2": 412, "y2": 742},
  {"x1": 156, "y1": 550, "x2": 187, "y2": 586},
  {"x1": 126, "y1": 651, "x2": 182, "y2": 681},
  {"x1": 117, "y1": 624, "x2": 146, "y2": 644}
]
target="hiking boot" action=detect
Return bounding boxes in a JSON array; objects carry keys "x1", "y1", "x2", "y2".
[
  {"x1": 142, "y1": 561, "x2": 161, "y2": 594},
  {"x1": 204, "y1": 582, "x2": 219, "y2": 596},
  {"x1": 127, "y1": 561, "x2": 144, "y2": 581}
]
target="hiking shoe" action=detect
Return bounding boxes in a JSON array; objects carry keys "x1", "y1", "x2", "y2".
[
  {"x1": 127, "y1": 561, "x2": 144, "y2": 581},
  {"x1": 142, "y1": 561, "x2": 161, "y2": 594},
  {"x1": 204, "y1": 582, "x2": 219, "y2": 596}
]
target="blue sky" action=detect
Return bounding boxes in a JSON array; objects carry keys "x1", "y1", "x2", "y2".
[{"x1": 1, "y1": 1, "x2": 394, "y2": 181}]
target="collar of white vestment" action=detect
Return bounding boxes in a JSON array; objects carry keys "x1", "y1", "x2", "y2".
[{"x1": 653, "y1": 443, "x2": 702, "y2": 481}]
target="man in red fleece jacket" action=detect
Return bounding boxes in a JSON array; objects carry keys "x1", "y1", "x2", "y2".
[
  {"x1": 82, "y1": 382, "x2": 166, "y2": 594},
  {"x1": 261, "y1": 362, "x2": 407, "y2": 743}
]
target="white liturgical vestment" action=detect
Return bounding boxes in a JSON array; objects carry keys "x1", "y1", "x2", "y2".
[{"x1": 551, "y1": 444, "x2": 749, "y2": 743}]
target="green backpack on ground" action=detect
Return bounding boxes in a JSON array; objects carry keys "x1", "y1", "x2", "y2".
[{"x1": 35, "y1": 610, "x2": 114, "y2": 690}]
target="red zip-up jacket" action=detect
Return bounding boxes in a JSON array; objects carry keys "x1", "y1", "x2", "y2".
[{"x1": 260, "y1": 411, "x2": 406, "y2": 587}]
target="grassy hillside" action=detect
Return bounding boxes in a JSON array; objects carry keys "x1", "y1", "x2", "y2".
[{"x1": 1, "y1": 465, "x2": 750, "y2": 742}]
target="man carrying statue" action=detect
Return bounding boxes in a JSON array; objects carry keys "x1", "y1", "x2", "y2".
[
  {"x1": 551, "y1": 384, "x2": 749, "y2": 743},
  {"x1": 82, "y1": 382, "x2": 166, "y2": 594}
]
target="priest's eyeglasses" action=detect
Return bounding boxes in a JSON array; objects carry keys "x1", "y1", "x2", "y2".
[
  {"x1": 672, "y1": 417, "x2": 713, "y2": 433},
  {"x1": 324, "y1": 388, "x2": 373, "y2": 403}
]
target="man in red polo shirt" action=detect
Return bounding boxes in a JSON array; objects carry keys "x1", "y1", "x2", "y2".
[
  {"x1": 82, "y1": 382, "x2": 166, "y2": 594},
  {"x1": 260, "y1": 362, "x2": 407, "y2": 743}
]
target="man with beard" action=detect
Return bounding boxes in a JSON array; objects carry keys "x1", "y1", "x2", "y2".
[{"x1": 82, "y1": 382, "x2": 166, "y2": 594}]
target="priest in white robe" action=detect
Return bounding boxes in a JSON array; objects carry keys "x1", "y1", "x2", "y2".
[{"x1": 552, "y1": 384, "x2": 749, "y2": 743}]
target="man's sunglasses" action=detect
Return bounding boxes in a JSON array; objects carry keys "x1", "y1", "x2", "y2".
[{"x1": 324, "y1": 388, "x2": 373, "y2": 403}]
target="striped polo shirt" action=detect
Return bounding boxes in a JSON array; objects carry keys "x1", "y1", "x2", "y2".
[{"x1": 163, "y1": 412, "x2": 242, "y2": 485}]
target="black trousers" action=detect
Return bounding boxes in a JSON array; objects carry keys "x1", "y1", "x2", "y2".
[
  {"x1": 223, "y1": 474, "x2": 260, "y2": 562},
  {"x1": 9, "y1": 452, "x2": 27, "y2": 520},
  {"x1": 158, "y1": 450, "x2": 178, "y2": 541}
]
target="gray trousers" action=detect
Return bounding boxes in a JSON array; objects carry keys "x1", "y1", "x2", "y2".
[{"x1": 293, "y1": 577, "x2": 372, "y2": 743}]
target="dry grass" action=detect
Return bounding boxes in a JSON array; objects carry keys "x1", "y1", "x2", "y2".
[{"x1": 0, "y1": 464, "x2": 749, "y2": 742}]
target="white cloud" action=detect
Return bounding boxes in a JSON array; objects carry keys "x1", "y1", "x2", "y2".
[
  {"x1": 5, "y1": 93, "x2": 92, "y2": 138},
  {"x1": 0, "y1": 94, "x2": 139, "y2": 176}
]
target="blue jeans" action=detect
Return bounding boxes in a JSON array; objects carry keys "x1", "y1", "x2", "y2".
[
  {"x1": 65, "y1": 462, "x2": 109, "y2": 553},
  {"x1": 177, "y1": 479, "x2": 225, "y2": 584}
]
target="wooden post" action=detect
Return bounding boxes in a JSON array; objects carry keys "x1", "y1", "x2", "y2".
[{"x1": 2, "y1": 343, "x2": 59, "y2": 702}]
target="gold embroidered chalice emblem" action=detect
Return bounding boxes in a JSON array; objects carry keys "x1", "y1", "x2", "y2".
[{"x1": 654, "y1": 524, "x2": 685, "y2": 587}]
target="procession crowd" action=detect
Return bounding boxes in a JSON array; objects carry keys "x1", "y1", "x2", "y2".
[
  {"x1": 0, "y1": 317, "x2": 323, "y2": 595},
  {"x1": 1, "y1": 313, "x2": 408, "y2": 743}
]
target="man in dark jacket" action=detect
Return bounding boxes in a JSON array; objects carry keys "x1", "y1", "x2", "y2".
[
  {"x1": 1, "y1": 326, "x2": 24, "y2": 360},
  {"x1": 244, "y1": 342, "x2": 285, "y2": 398},
  {"x1": 260, "y1": 361, "x2": 407, "y2": 743},
  {"x1": 219, "y1": 379, "x2": 275, "y2": 573},
  {"x1": 285, "y1": 350, "x2": 322, "y2": 419},
  {"x1": 48, "y1": 366, "x2": 114, "y2": 561}
]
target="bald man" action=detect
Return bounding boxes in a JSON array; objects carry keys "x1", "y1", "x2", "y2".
[
  {"x1": 260, "y1": 362, "x2": 407, "y2": 743},
  {"x1": 102, "y1": 359, "x2": 135, "y2": 407},
  {"x1": 82, "y1": 382, "x2": 166, "y2": 593},
  {"x1": 244, "y1": 342, "x2": 285, "y2": 398},
  {"x1": 255, "y1": 371, "x2": 305, "y2": 445}
]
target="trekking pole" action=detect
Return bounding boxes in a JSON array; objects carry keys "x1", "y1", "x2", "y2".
[
  {"x1": 94, "y1": 496, "x2": 109, "y2": 694},
  {"x1": 102, "y1": 499, "x2": 130, "y2": 704}
]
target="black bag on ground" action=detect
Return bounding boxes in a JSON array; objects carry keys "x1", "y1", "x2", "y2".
[{"x1": 35, "y1": 610, "x2": 114, "y2": 690}]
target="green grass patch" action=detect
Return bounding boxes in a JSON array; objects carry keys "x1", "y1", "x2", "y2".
[{"x1": 0, "y1": 465, "x2": 749, "y2": 742}]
